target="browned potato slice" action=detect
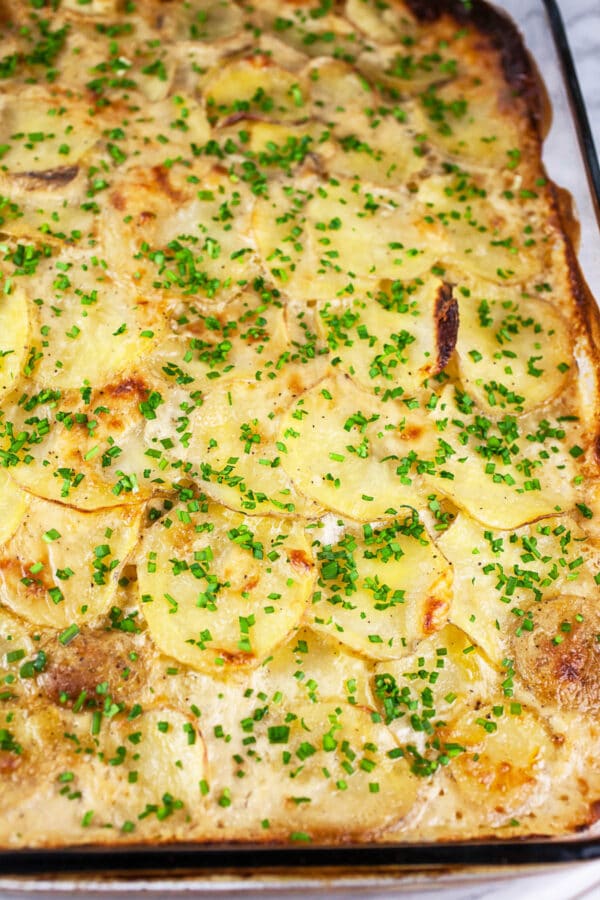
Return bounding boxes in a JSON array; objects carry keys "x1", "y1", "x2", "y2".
[
  {"x1": 2, "y1": 368, "x2": 189, "y2": 509},
  {"x1": 38, "y1": 628, "x2": 148, "y2": 708},
  {"x1": 511, "y1": 595, "x2": 600, "y2": 714},
  {"x1": 153, "y1": 288, "x2": 290, "y2": 392},
  {"x1": 101, "y1": 167, "x2": 258, "y2": 307},
  {"x1": 317, "y1": 278, "x2": 457, "y2": 396},
  {"x1": 440, "y1": 704, "x2": 558, "y2": 823}
]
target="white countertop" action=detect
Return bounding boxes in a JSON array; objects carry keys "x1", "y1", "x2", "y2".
[{"x1": 562, "y1": 0, "x2": 600, "y2": 152}]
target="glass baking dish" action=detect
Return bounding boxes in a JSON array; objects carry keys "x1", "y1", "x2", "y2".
[{"x1": 1, "y1": 0, "x2": 599, "y2": 892}]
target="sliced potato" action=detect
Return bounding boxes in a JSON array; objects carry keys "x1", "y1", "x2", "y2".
[
  {"x1": 0, "y1": 471, "x2": 29, "y2": 546},
  {"x1": 253, "y1": 177, "x2": 436, "y2": 301},
  {"x1": 456, "y1": 283, "x2": 572, "y2": 414},
  {"x1": 168, "y1": 0, "x2": 245, "y2": 42},
  {"x1": 278, "y1": 373, "x2": 434, "y2": 520},
  {"x1": 103, "y1": 166, "x2": 258, "y2": 306},
  {"x1": 317, "y1": 278, "x2": 457, "y2": 396},
  {"x1": 205, "y1": 59, "x2": 309, "y2": 125},
  {"x1": 424, "y1": 79, "x2": 525, "y2": 169},
  {"x1": 308, "y1": 58, "x2": 375, "y2": 123},
  {"x1": 2, "y1": 368, "x2": 189, "y2": 509},
  {"x1": 310, "y1": 513, "x2": 451, "y2": 659},
  {"x1": 247, "y1": 700, "x2": 420, "y2": 836},
  {"x1": 61, "y1": 0, "x2": 118, "y2": 12},
  {"x1": 345, "y1": 0, "x2": 418, "y2": 45},
  {"x1": 107, "y1": 94, "x2": 211, "y2": 171},
  {"x1": 256, "y1": 6, "x2": 358, "y2": 61},
  {"x1": 511, "y1": 595, "x2": 600, "y2": 714},
  {"x1": 260, "y1": 625, "x2": 374, "y2": 708},
  {"x1": 157, "y1": 287, "x2": 290, "y2": 388},
  {"x1": 0, "y1": 173, "x2": 98, "y2": 245},
  {"x1": 0, "y1": 90, "x2": 98, "y2": 174},
  {"x1": 417, "y1": 175, "x2": 541, "y2": 284},
  {"x1": 0, "y1": 704, "x2": 73, "y2": 816},
  {"x1": 374, "y1": 624, "x2": 495, "y2": 742},
  {"x1": 186, "y1": 373, "x2": 321, "y2": 516},
  {"x1": 438, "y1": 512, "x2": 599, "y2": 662},
  {"x1": 422, "y1": 386, "x2": 573, "y2": 530},
  {"x1": 0, "y1": 703, "x2": 206, "y2": 827},
  {"x1": 0, "y1": 287, "x2": 28, "y2": 400},
  {"x1": 0, "y1": 497, "x2": 142, "y2": 628},
  {"x1": 305, "y1": 178, "x2": 436, "y2": 288},
  {"x1": 137, "y1": 500, "x2": 315, "y2": 670},
  {"x1": 91, "y1": 706, "x2": 208, "y2": 813},
  {"x1": 440, "y1": 704, "x2": 557, "y2": 823},
  {"x1": 27, "y1": 250, "x2": 164, "y2": 389}
]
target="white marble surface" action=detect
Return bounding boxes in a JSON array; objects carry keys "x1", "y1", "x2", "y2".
[{"x1": 562, "y1": 0, "x2": 600, "y2": 152}]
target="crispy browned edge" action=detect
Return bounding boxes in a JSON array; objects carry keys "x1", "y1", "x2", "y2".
[
  {"x1": 3, "y1": 0, "x2": 600, "y2": 851},
  {"x1": 400, "y1": 0, "x2": 600, "y2": 842},
  {"x1": 404, "y1": 0, "x2": 600, "y2": 390}
]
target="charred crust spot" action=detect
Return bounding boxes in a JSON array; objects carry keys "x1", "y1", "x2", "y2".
[
  {"x1": 422, "y1": 594, "x2": 449, "y2": 635},
  {"x1": 138, "y1": 210, "x2": 157, "y2": 226},
  {"x1": 39, "y1": 630, "x2": 146, "y2": 706},
  {"x1": 151, "y1": 165, "x2": 186, "y2": 203},
  {"x1": 248, "y1": 53, "x2": 274, "y2": 69},
  {"x1": 433, "y1": 283, "x2": 459, "y2": 375},
  {"x1": 0, "y1": 751, "x2": 21, "y2": 773},
  {"x1": 215, "y1": 648, "x2": 254, "y2": 665},
  {"x1": 221, "y1": 111, "x2": 262, "y2": 128},
  {"x1": 288, "y1": 548, "x2": 313, "y2": 573},
  {"x1": 105, "y1": 377, "x2": 150, "y2": 400},
  {"x1": 15, "y1": 166, "x2": 79, "y2": 188},
  {"x1": 110, "y1": 190, "x2": 126, "y2": 212},
  {"x1": 400, "y1": 424, "x2": 423, "y2": 441}
]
